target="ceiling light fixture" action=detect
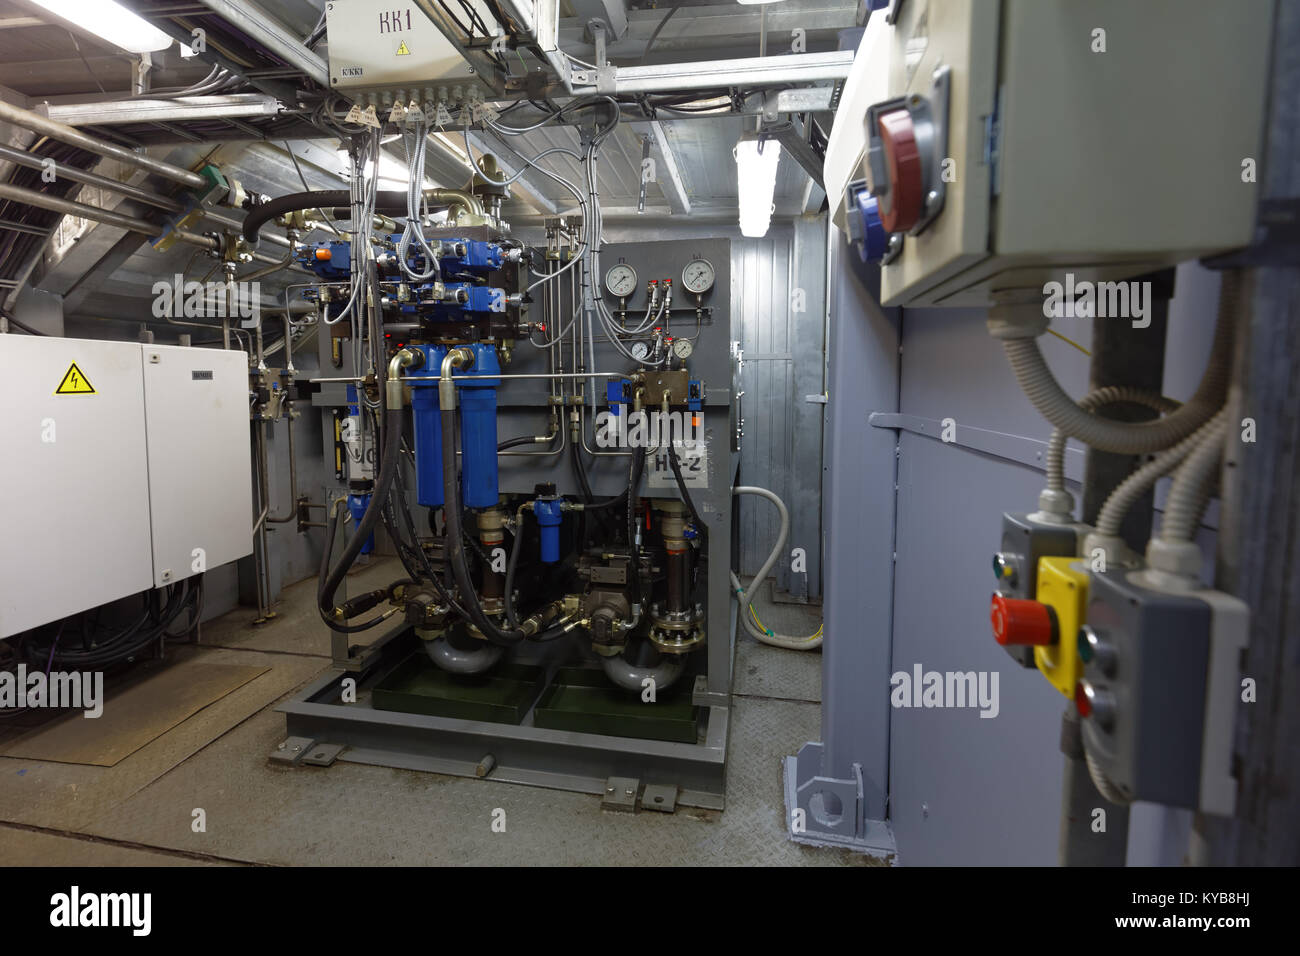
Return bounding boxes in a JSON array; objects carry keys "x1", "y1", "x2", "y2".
[
  {"x1": 30, "y1": 0, "x2": 173, "y2": 54},
  {"x1": 735, "y1": 135, "x2": 782, "y2": 238}
]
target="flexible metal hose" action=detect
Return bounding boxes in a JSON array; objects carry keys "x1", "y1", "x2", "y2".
[{"x1": 730, "y1": 486, "x2": 823, "y2": 651}]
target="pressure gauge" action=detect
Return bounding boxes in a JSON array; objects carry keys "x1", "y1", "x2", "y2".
[
  {"x1": 605, "y1": 263, "x2": 638, "y2": 298},
  {"x1": 672, "y1": 338, "x2": 694, "y2": 359},
  {"x1": 681, "y1": 258, "x2": 715, "y2": 295},
  {"x1": 630, "y1": 342, "x2": 650, "y2": 362}
]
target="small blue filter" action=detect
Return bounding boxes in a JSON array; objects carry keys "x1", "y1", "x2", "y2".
[
  {"x1": 408, "y1": 345, "x2": 446, "y2": 508},
  {"x1": 346, "y1": 490, "x2": 375, "y2": 554},
  {"x1": 457, "y1": 344, "x2": 501, "y2": 509},
  {"x1": 533, "y1": 498, "x2": 564, "y2": 563}
]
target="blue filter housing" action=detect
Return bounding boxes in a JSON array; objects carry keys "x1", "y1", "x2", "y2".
[
  {"x1": 408, "y1": 344, "x2": 447, "y2": 508},
  {"x1": 533, "y1": 498, "x2": 564, "y2": 563},
  {"x1": 347, "y1": 490, "x2": 375, "y2": 554},
  {"x1": 457, "y1": 343, "x2": 501, "y2": 509}
]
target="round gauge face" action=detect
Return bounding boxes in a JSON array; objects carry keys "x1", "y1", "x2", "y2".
[
  {"x1": 605, "y1": 263, "x2": 638, "y2": 298},
  {"x1": 672, "y1": 338, "x2": 694, "y2": 359},
  {"x1": 681, "y1": 258, "x2": 715, "y2": 294},
  {"x1": 630, "y1": 342, "x2": 650, "y2": 362}
]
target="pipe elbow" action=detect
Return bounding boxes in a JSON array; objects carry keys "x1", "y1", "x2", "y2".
[
  {"x1": 600, "y1": 651, "x2": 686, "y2": 694},
  {"x1": 423, "y1": 635, "x2": 505, "y2": 674},
  {"x1": 385, "y1": 347, "x2": 424, "y2": 408}
]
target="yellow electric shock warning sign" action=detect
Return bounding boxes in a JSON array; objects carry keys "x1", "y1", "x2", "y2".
[
  {"x1": 396, "y1": 41, "x2": 411, "y2": 56},
  {"x1": 55, "y1": 362, "x2": 95, "y2": 395}
]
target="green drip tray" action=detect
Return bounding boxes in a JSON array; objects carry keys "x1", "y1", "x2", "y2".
[
  {"x1": 372, "y1": 652, "x2": 544, "y2": 725},
  {"x1": 533, "y1": 666, "x2": 700, "y2": 743}
]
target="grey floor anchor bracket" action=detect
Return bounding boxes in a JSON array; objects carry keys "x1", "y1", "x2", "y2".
[{"x1": 783, "y1": 742, "x2": 896, "y2": 858}]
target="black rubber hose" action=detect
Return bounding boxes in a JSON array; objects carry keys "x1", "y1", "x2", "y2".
[
  {"x1": 667, "y1": 416, "x2": 705, "y2": 534},
  {"x1": 497, "y1": 434, "x2": 538, "y2": 451},
  {"x1": 627, "y1": 445, "x2": 646, "y2": 606},
  {"x1": 441, "y1": 406, "x2": 526, "y2": 646},
  {"x1": 441, "y1": 408, "x2": 578, "y2": 646},
  {"x1": 243, "y1": 189, "x2": 412, "y2": 244},
  {"x1": 503, "y1": 510, "x2": 525, "y2": 628},
  {"x1": 318, "y1": 407, "x2": 405, "y2": 632}
]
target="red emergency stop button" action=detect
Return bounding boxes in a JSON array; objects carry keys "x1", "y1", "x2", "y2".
[
  {"x1": 990, "y1": 594, "x2": 1056, "y2": 647},
  {"x1": 877, "y1": 108, "x2": 923, "y2": 233}
]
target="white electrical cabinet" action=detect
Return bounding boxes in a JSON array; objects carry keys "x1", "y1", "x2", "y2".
[
  {"x1": 1, "y1": 336, "x2": 253, "y2": 638},
  {"x1": 325, "y1": 0, "x2": 489, "y2": 93},
  {"x1": 828, "y1": 0, "x2": 1274, "y2": 307}
]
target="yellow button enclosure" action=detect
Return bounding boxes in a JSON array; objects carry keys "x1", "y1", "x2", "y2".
[{"x1": 1034, "y1": 557, "x2": 1090, "y2": 697}]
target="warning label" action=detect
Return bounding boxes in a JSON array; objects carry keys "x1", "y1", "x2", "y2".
[
  {"x1": 55, "y1": 362, "x2": 95, "y2": 395},
  {"x1": 396, "y1": 41, "x2": 411, "y2": 56}
]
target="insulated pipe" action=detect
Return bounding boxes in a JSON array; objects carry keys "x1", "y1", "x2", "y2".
[
  {"x1": 992, "y1": 272, "x2": 1239, "y2": 455},
  {"x1": 600, "y1": 646, "x2": 686, "y2": 692},
  {"x1": 0, "y1": 97, "x2": 207, "y2": 190},
  {"x1": 423, "y1": 635, "x2": 505, "y2": 674},
  {"x1": 730, "y1": 486, "x2": 823, "y2": 650}
]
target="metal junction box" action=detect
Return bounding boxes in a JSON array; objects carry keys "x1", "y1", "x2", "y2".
[
  {"x1": 1, "y1": 336, "x2": 252, "y2": 638},
  {"x1": 325, "y1": 0, "x2": 487, "y2": 93},
  {"x1": 856, "y1": 0, "x2": 1274, "y2": 306}
]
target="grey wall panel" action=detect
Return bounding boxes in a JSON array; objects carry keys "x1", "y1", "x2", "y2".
[
  {"x1": 818, "y1": 238, "x2": 899, "y2": 819},
  {"x1": 883, "y1": 263, "x2": 1221, "y2": 865}
]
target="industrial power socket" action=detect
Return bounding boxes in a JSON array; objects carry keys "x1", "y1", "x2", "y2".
[{"x1": 1077, "y1": 570, "x2": 1248, "y2": 814}]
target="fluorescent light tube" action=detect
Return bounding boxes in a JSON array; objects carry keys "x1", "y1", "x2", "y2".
[
  {"x1": 29, "y1": 0, "x2": 173, "y2": 54},
  {"x1": 735, "y1": 136, "x2": 782, "y2": 238}
]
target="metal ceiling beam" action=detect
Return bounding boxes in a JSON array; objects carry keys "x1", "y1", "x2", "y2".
[
  {"x1": 568, "y1": 50, "x2": 854, "y2": 95},
  {"x1": 628, "y1": 120, "x2": 690, "y2": 215},
  {"x1": 194, "y1": 0, "x2": 329, "y2": 87},
  {"x1": 769, "y1": 124, "x2": 824, "y2": 190},
  {"x1": 498, "y1": 0, "x2": 573, "y2": 93},
  {"x1": 41, "y1": 93, "x2": 280, "y2": 126},
  {"x1": 558, "y1": 3, "x2": 857, "y2": 58}
]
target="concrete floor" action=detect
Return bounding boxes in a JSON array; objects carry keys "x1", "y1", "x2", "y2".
[{"x1": 0, "y1": 562, "x2": 876, "y2": 866}]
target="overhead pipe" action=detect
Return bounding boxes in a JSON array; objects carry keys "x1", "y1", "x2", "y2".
[
  {"x1": 0, "y1": 98, "x2": 207, "y2": 191},
  {"x1": 0, "y1": 181, "x2": 283, "y2": 265},
  {"x1": 0, "y1": 143, "x2": 184, "y2": 214}
]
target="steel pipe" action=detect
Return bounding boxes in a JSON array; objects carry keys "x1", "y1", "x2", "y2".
[
  {"x1": 0, "y1": 98, "x2": 206, "y2": 190},
  {"x1": 0, "y1": 143, "x2": 185, "y2": 213}
]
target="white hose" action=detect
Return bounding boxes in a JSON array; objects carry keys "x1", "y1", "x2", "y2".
[
  {"x1": 1095, "y1": 409, "x2": 1225, "y2": 538},
  {"x1": 731, "y1": 486, "x2": 823, "y2": 650},
  {"x1": 1044, "y1": 387, "x2": 1180, "y2": 495},
  {"x1": 1160, "y1": 411, "x2": 1228, "y2": 543},
  {"x1": 1000, "y1": 270, "x2": 1240, "y2": 455}
]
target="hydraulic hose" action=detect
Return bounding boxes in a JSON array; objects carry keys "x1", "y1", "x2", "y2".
[
  {"x1": 729, "y1": 486, "x2": 823, "y2": 651},
  {"x1": 317, "y1": 407, "x2": 404, "y2": 632},
  {"x1": 998, "y1": 270, "x2": 1240, "y2": 455},
  {"x1": 243, "y1": 189, "x2": 410, "y2": 244},
  {"x1": 440, "y1": 402, "x2": 579, "y2": 646}
]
